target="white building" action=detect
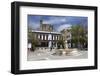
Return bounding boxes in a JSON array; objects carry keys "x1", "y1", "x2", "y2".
[{"x1": 31, "y1": 30, "x2": 61, "y2": 49}]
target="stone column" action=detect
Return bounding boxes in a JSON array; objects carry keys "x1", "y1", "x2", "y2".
[
  {"x1": 56, "y1": 42, "x2": 57, "y2": 48},
  {"x1": 45, "y1": 34, "x2": 46, "y2": 40},
  {"x1": 41, "y1": 34, "x2": 43, "y2": 40},
  {"x1": 48, "y1": 34, "x2": 52, "y2": 48}
]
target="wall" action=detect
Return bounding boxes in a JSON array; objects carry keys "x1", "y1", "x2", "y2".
[{"x1": 0, "y1": 0, "x2": 99, "y2": 76}]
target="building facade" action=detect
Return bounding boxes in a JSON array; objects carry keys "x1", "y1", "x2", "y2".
[
  {"x1": 40, "y1": 19, "x2": 53, "y2": 32},
  {"x1": 32, "y1": 30, "x2": 61, "y2": 49},
  {"x1": 28, "y1": 19, "x2": 63, "y2": 49}
]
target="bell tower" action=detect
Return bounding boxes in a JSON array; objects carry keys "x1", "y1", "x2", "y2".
[
  {"x1": 40, "y1": 19, "x2": 43, "y2": 25},
  {"x1": 40, "y1": 18, "x2": 43, "y2": 31}
]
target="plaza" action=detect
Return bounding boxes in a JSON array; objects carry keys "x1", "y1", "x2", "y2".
[{"x1": 27, "y1": 49, "x2": 88, "y2": 61}]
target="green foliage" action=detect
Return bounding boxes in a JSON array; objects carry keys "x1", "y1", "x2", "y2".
[
  {"x1": 28, "y1": 26, "x2": 39, "y2": 51},
  {"x1": 57, "y1": 39, "x2": 65, "y2": 49},
  {"x1": 71, "y1": 25, "x2": 87, "y2": 49},
  {"x1": 31, "y1": 34, "x2": 39, "y2": 51}
]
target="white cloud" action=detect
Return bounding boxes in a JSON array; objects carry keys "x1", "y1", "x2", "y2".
[
  {"x1": 57, "y1": 24, "x2": 72, "y2": 32},
  {"x1": 43, "y1": 17, "x2": 67, "y2": 24}
]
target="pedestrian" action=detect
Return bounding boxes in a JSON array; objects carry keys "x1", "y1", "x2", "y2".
[{"x1": 50, "y1": 46, "x2": 52, "y2": 51}]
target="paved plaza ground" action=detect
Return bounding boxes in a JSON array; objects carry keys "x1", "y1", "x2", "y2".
[{"x1": 27, "y1": 49, "x2": 88, "y2": 61}]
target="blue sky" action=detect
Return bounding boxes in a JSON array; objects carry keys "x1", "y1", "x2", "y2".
[{"x1": 28, "y1": 15, "x2": 88, "y2": 32}]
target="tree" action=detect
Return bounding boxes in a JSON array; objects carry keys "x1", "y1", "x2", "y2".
[
  {"x1": 28, "y1": 26, "x2": 39, "y2": 51},
  {"x1": 71, "y1": 25, "x2": 87, "y2": 49},
  {"x1": 57, "y1": 39, "x2": 65, "y2": 49},
  {"x1": 31, "y1": 36, "x2": 39, "y2": 51}
]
